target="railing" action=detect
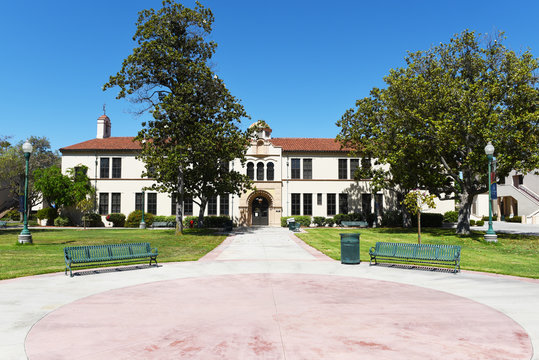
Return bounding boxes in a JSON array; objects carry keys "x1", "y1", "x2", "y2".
[{"x1": 517, "y1": 185, "x2": 539, "y2": 204}]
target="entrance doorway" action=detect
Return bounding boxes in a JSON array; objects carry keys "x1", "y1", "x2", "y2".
[{"x1": 252, "y1": 196, "x2": 269, "y2": 225}]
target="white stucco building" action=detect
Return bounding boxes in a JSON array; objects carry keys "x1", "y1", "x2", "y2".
[
  {"x1": 472, "y1": 170, "x2": 539, "y2": 224},
  {"x1": 60, "y1": 115, "x2": 454, "y2": 226}
]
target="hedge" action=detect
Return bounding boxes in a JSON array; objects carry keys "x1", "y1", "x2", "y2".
[
  {"x1": 443, "y1": 211, "x2": 459, "y2": 223},
  {"x1": 411, "y1": 213, "x2": 444, "y2": 227},
  {"x1": 280, "y1": 216, "x2": 312, "y2": 227},
  {"x1": 182, "y1": 215, "x2": 230, "y2": 228},
  {"x1": 125, "y1": 210, "x2": 154, "y2": 227}
]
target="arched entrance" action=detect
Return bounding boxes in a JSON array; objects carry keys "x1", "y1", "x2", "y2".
[{"x1": 251, "y1": 196, "x2": 269, "y2": 226}]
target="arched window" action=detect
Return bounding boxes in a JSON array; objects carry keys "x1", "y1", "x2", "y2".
[
  {"x1": 266, "y1": 162, "x2": 274, "y2": 181},
  {"x1": 257, "y1": 162, "x2": 264, "y2": 181},
  {"x1": 247, "y1": 162, "x2": 254, "y2": 180}
]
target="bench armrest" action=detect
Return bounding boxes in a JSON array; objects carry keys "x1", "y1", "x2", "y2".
[{"x1": 368, "y1": 246, "x2": 375, "y2": 255}]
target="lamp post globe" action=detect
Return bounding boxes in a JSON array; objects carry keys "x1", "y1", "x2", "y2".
[
  {"x1": 18, "y1": 140, "x2": 33, "y2": 244},
  {"x1": 484, "y1": 141, "x2": 497, "y2": 242}
]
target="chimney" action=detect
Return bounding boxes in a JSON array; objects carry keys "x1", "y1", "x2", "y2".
[{"x1": 97, "y1": 115, "x2": 111, "y2": 139}]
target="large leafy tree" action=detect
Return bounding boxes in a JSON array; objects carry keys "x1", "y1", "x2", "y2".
[
  {"x1": 104, "y1": 0, "x2": 252, "y2": 233},
  {"x1": 34, "y1": 165, "x2": 94, "y2": 215},
  {"x1": 0, "y1": 136, "x2": 60, "y2": 214},
  {"x1": 338, "y1": 30, "x2": 538, "y2": 235}
]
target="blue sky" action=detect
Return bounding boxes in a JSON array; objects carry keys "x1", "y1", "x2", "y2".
[{"x1": 2, "y1": 0, "x2": 538, "y2": 152}]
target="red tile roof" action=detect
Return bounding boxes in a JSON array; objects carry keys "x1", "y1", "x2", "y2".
[
  {"x1": 270, "y1": 138, "x2": 352, "y2": 152},
  {"x1": 60, "y1": 137, "x2": 353, "y2": 153},
  {"x1": 60, "y1": 137, "x2": 141, "y2": 152}
]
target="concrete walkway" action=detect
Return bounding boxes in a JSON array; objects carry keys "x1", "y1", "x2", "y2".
[{"x1": 1, "y1": 227, "x2": 538, "y2": 359}]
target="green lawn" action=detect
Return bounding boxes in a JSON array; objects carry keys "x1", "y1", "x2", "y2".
[
  {"x1": 296, "y1": 228, "x2": 539, "y2": 279},
  {"x1": 0, "y1": 228, "x2": 226, "y2": 280}
]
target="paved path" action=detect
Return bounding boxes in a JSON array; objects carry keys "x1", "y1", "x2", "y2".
[{"x1": 1, "y1": 227, "x2": 538, "y2": 359}]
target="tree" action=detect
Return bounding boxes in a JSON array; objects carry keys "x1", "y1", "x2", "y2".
[
  {"x1": 402, "y1": 190, "x2": 436, "y2": 244},
  {"x1": 104, "y1": 0, "x2": 252, "y2": 233},
  {"x1": 34, "y1": 165, "x2": 94, "y2": 218},
  {"x1": 0, "y1": 137, "x2": 60, "y2": 215},
  {"x1": 338, "y1": 30, "x2": 539, "y2": 235}
]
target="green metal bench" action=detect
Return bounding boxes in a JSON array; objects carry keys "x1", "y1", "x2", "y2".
[
  {"x1": 64, "y1": 243, "x2": 158, "y2": 277},
  {"x1": 0, "y1": 221, "x2": 7, "y2": 228},
  {"x1": 369, "y1": 242, "x2": 461, "y2": 273},
  {"x1": 152, "y1": 221, "x2": 176, "y2": 228},
  {"x1": 341, "y1": 221, "x2": 368, "y2": 228}
]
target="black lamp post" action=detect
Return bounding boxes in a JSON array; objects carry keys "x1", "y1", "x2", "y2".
[{"x1": 18, "y1": 140, "x2": 33, "y2": 244}]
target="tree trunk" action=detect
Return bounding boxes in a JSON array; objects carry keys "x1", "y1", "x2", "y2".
[
  {"x1": 417, "y1": 212, "x2": 421, "y2": 244},
  {"x1": 175, "y1": 166, "x2": 184, "y2": 235},
  {"x1": 456, "y1": 190, "x2": 474, "y2": 235},
  {"x1": 197, "y1": 197, "x2": 207, "y2": 228}
]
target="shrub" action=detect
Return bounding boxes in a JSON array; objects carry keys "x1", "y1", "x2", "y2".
[
  {"x1": 333, "y1": 214, "x2": 348, "y2": 225},
  {"x1": 125, "y1": 210, "x2": 154, "y2": 227},
  {"x1": 481, "y1": 216, "x2": 491, "y2": 221},
  {"x1": 204, "y1": 215, "x2": 230, "y2": 228},
  {"x1": 106, "y1": 213, "x2": 126, "y2": 227},
  {"x1": 411, "y1": 213, "x2": 443, "y2": 227},
  {"x1": 313, "y1": 216, "x2": 325, "y2": 227},
  {"x1": 443, "y1": 211, "x2": 459, "y2": 223},
  {"x1": 476, "y1": 220, "x2": 485, "y2": 226},
  {"x1": 470, "y1": 219, "x2": 476, "y2": 226},
  {"x1": 1, "y1": 209, "x2": 20, "y2": 221},
  {"x1": 183, "y1": 216, "x2": 199, "y2": 228},
  {"x1": 153, "y1": 215, "x2": 167, "y2": 222},
  {"x1": 54, "y1": 216, "x2": 72, "y2": 227},
  {"x1": 380, "y1": 210, "x2": 402, "y2": 227},
  {"x1": 82, "y1": 213, "x2": 105, "y2": 227},
  {"x1": 280, "y1": 216, "x2": 311, "y2": 227},
  {"x1": 505, "y1": 216, "x2": 522, "y2": 223},
  {"x1": 165, "y1": 216, "x2": 176, "y2": 222},
  {"x1": 36, "y1": 207, "x2": 58, "y2": 226},
  {"x1": 365, "y1": 213, "x2": 377, "y2": 227},
  {"x1": 325, "y1": 217, "x2": 335, "y2": 227}
]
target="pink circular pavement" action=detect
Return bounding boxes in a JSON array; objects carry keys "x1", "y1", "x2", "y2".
[{"x1": 26, "y1": 274, "x2": 531, "y2": 359}]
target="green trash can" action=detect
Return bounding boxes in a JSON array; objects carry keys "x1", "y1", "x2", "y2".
[{"x1": 340, "y1": 233, "x2": 360, "y2": 264}]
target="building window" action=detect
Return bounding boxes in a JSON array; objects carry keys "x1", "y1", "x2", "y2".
[
  {"x1": 291, "y1": 158, "x2": 300, "y2": 179},
  {"x1": 247, "y1": 162, "x2": 254, "y2": 180},
  {"x1": 208, "y1": 196, "x2": 217, "y2": 215},
  {"x1": 135, "y1": 193, "x2": 143, "y2": 211},
  {"x1": 350, "y1": 159, "x2": 359, "y2": 180},
  {"x1": 100, "y1": 158, "x2": 110, "y2": 178},
  {"x1": 173, "y1": 196, "x2": 194, "y2": 216},
  {"x1": 267, "y1": 162, "x2": 274, "y2": 181},
  {"x1": 339, "y1": 193, "x2": 348, "y2": 214},
  {"x1": 338, "y1": 159, "x2": 347, "y2": 179},
  {"x1": 147, "y1": 193, "x2": 157, "y2": 214},
  {"x1": 303, "y1": 194, "x2": 312, "y2": 215},
  {"x1": 112, "y1": 158, "x2": 122, "y2": 178},
  {"x1": 317, "y1": 193, "x2": 322, "y2": 206},
  {"x1": 291, "y1": 193, "x2": 301, "y2": 215},
  {"x1": 327, "y1": 194, "x2": 336, "y2": 216},
  {"x1": 303, "y1": 159, "x2": 312, "y2": 179},
  {"x1": 362, "y1": 193, "x2": 372, "y2": 215},
  {"x1": 111, "y1": 193, "x2": 121, "y2": 213},
  {"x1": 257, "y1": 162, "x2": 264, "y2": 181},
  {"x1": 361, "y1": 158, "x2": 372, "y2": 178},
  {"x1": 98, "y1": 193, "x2": 108, "y2": 215},
  {"x1": 220, "y1": 195, "x2": 229, "y2": 215},
  {"x1": 184, "y1": 197, "x2": 193, "y2": 216}
]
